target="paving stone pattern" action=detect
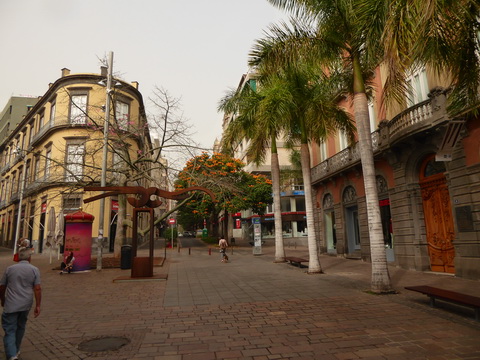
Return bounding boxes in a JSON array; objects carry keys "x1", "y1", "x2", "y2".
[{"x1": 0, "y1": 245, "x2": 479, "y2": 359}]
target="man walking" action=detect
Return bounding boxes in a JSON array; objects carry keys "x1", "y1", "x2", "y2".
[{"x1": 0, "y1": 246, "x2": 41, "y2": 360}]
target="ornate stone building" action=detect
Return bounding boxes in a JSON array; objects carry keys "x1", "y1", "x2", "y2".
[{"x1": 311, "y1": 67, "x2": 480, "y2": 280}]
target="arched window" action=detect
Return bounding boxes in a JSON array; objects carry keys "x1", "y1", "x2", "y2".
[
  {"x1": 419, "y1": 154, "x2": 446, "y2": 183},
  {"x1": 423, "y1": 158, "x2": 446, "y2": 178},
  {"x1": 323, "y1": 193, "x2": 334, "y2": 209},
  {"x1": 343, "y1": 186, "x2": 357, "y2": 204},
  {"x1": 376, "y1": 175, "x2": 388, "y2": 196}
]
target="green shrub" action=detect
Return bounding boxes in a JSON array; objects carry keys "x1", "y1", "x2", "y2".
[
  {"x1": 202, "y1": 236, "x2": 218, "y2": 245},
  {"x1": 164, "y1": 228, "x2": 178, "y2": 241}
]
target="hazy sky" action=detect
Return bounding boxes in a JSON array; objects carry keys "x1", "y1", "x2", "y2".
[{"x1": 0, "y1": 0, "x2": 289, "y2": 151}]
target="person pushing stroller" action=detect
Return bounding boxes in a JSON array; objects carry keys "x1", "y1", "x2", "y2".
[
  {"x1": 60, "y1": 252, "x2": 75, "y2": 274},
  {"x1": 218, "y1": 237, "x2": 228, "y2": 263}
]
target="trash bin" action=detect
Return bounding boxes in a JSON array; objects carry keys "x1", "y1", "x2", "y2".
[{"x1": 120, "y1": 245, "x2": 132, "y2": 270}]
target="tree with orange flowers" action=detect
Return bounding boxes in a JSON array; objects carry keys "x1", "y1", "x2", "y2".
[{"x1": 176, "y1": 152, "x2": 273, "y2": 238}]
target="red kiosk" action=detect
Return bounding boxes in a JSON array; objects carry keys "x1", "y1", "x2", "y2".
[{"x1": 64, "y1": 210, "x2": 94, "y2": 272}]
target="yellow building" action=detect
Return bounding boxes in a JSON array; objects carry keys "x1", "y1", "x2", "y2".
[{"x1": 0, "y1": 67, "x2": 152, "y2": 254}]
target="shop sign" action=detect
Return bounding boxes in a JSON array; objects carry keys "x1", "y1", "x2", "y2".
[{"x1": 379, "y1": 199, "x2": 390, "y2": 207}]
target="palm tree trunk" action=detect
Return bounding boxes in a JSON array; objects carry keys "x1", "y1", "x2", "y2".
[
  {"x1": 300, "y1": 143, "x2": 322, "y2": 273},
  {"x1": 271, "y1": 149, "x2": 285, "y2": 262},
  {"x1": 353, "y1": 55, "x2": 392, "y2": 292}
]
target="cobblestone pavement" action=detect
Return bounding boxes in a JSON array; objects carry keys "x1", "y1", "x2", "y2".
[{"x1": 1, "y1": 243, "x2": 479, "y2": 360}]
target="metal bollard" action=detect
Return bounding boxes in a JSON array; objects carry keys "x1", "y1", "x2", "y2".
[
  {"x1": 209, "y1": 248, "x2": 211, "y2": 255},
  {"x1": 189, "y1": 247, "x2": 191, "y2": 255}
]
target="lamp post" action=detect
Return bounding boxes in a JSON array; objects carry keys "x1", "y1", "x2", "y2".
[
  {"x1": 96, "y1": 51, "x2": 114, "y2": 271},
  {"x1": 13, "y1": 147, "x2": 27, "y2": 253}
]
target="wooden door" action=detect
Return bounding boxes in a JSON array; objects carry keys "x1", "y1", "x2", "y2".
[{"x1": 419, "y1": 156, "x2": 455, "y2": 273}]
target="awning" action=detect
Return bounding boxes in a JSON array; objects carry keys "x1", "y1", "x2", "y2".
[{"x1": 436, "y1": 120, "x2": 464, "y2": 161}]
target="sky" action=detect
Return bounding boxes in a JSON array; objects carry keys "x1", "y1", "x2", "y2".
[{"x1": 0, "y1": 0, "x2": 289, "y2": 153}]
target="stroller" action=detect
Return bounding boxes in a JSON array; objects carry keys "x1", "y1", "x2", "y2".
[
  {"x1": 220, "y1": 248, "x2": 228, "y2": 262},
  {"x1": 60, "y1": 252, "x2": 75, "y2": 274}
]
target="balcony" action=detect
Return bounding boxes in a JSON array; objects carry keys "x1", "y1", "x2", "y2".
[
  {"x1": 30, "y1": 118, "x2": 71, "y2": 145},
  {"x1": 29, "y1": 116, "x2": 140, "y2": 147},
  {"x1": 25, "y1": 180, "x2": 44, "y2": 194},
  {"x1": 0, "y1": 161, "x2": 11, "y2": 176},
  {"x1": 10, "y1": 192, "x2": 19, "y2": 203},
  {"x1": 312, "y1": 88, "x2": 450, "y2": 184},
  {"x1": 311, "y1": 132, "x2": 379, "y2": 182},
  {"x1": 0, "y1": 152, "x2": 28, "y2": 176},
  {"x1": 30, "y1": 122, "x2": 54, "y2": 144}
]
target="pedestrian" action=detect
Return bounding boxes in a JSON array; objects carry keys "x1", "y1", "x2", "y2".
[
  {"x1": 18, "y1": 239, "x2": 30, "y2": 249},
  {"x1": 60, "y1": 251, "x2": 75, "y2": 274},
  {"x1": 218, "y1": 237, "x2": 228, "y2": 262},
  {"x1": 13, "y1": 238, "x2": 32, "y2": 262},
  {"x1": 0, "y1": 246, "x2": 42, "y2": 360}
]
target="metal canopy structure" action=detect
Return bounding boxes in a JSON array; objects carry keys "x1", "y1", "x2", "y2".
[{"x1": 84, "y1": 186, "x2": 215, "y2": 278}]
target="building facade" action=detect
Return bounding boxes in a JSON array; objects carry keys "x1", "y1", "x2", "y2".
[
  {"x1": 0, "y1": 67, "x2": 152, "y2": 254},
  {"x1": 311, "y1": 66, "x2": 480, "y2": 280},
  {"x1": 0, "y1": 96, "x2": 39, "y2": 145}
]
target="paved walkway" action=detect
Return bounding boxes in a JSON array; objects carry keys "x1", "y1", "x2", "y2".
[{"x1": 1, "y1": 243, "x2": 480, "y2": 360}]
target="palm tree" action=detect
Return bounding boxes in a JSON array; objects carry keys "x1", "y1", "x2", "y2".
[
  {"x1": 220, "y1": 64, "x2": 354, "y2": 273},
  {"x1": 255, "y1": 0, "x2": 393, "y2": 291},
  {"x1": 252, "y1": 63, "x2": 354, "y2": 273},
  {"x1": 362, "y1": 0, "x2": 480, "y2": 116},
  {"x1": 219, "y1": 74, "x2": 287, "y2": 263},
  {"x1": 280, "y1": 65, "x2": 355, "y2": 274}
]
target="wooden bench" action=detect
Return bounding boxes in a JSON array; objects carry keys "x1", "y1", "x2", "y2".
[
  {"x1": 405, "y1": 285, "x2": 480, "y2": 321},
  {"x1": 285, "y1": 256, "x2": 309, "y2": 268}
]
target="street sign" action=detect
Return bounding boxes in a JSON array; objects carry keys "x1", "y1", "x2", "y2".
[{"x1": 168, "y1": 218, "x2": 176, "y2": 225}]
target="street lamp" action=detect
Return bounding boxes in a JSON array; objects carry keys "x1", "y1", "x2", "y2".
[
  {"x1": 13, "y1": 146, "x2": 27, "y2": 253},
  {"x1": 96, "y1": 51, "x2": 114, "y2": 271}
]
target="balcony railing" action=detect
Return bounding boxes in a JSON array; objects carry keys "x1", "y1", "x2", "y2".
[
  {"x1": 10, "y1": 192, "x2": 19, "y2": 203},
  {"x1": 312, "y1": 131, "x2": 379, "y2": 181},
  {"x1": 388, "y1": 100, "x2": 432, "y2": 142},
  {"x1": 30, "y1": 118, "x2": 70, "y2": 145},
  {"x1": 0, "y1": 161, "x2": 11, "y2": 175},
  {"x1": 312, "y1": 88, "x2": 449, "y2": 184},
  {"x1": 29, "y1": 116, "x2": 140, "y2": 147}
]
